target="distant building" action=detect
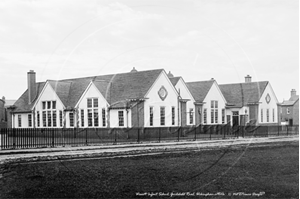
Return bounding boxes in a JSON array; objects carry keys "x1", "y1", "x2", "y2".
[
  {"x1": 219, "y1": 75, "x2": 279, "y2": 126},
  {"x1": 0, "y1": 97, "x2": 5, "y2": 128},
  {"x1": 0, "y1": 97, "x2": 16, "y2": 128},
  {"x1": 278, "y1": 89, "x2": 299, "y2": 126}
]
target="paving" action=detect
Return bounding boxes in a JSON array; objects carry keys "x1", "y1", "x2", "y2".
[{"x1": 0, "y1": 135, "x2": 298, "y2": 164}]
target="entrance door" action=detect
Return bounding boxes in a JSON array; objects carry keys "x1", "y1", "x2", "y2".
[{"x1": 232, "y1": 111, "x2": 239, "y2": 126}]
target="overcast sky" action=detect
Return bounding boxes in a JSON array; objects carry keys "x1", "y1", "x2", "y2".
[{"x1": 0, "y1": 0, "x2": 298, "y2": 102}]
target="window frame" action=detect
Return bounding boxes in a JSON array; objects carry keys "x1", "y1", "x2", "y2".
[
  {"x1": 160, "y1": 107, "x2": 165, "y2": 126},
  {"x1": 118, "y1": 110, "x2": 124, "y2": 127}
]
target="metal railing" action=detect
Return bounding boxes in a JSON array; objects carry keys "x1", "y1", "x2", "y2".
[{"x1": 0, "y1": 125, "x2": 298, "y2": 150}]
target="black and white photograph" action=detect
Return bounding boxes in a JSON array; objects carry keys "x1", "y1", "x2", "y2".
[{"x1": 0, "y1": 0, "x2": 298, "y2": 198}]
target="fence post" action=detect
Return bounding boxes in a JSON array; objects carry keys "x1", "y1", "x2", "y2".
[
  {"x1": 137, "y1": 128, "x2": 140, "y2": 143},
  {"x1": 287, "y1": 125, "x2": 289, "y2": 136},
  {"x1": 85, "y1": 128, "x2": 88, "y2": 145},
  {"x1": 277, "y1": 125, "x2": 280, "y2": 136},
  {"x1": 114, "y1": 129, "x2": 117, "y2": 144},
  {"x1": 194, "y1": 126, "x2": 196, "y2": 141},
  {"x1": 51, "y1": 129, "x2": 54, "y2": 147},
  {"x1": 210, "y1": 126, "x2": 212, "y2": 140},
  {"x1": 159, "y1": 128, "x2": 161, "y2": 143},
  {"x1": 178, "y1": 127, "x2": 180, "y2": 142},
  {"x1": 13, "y1": 128, "x2": 16, "y2": 149}
]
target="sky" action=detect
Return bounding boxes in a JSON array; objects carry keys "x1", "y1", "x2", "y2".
[{"x1": 0, "y1": 0, "x2": 298, "y2": 102}]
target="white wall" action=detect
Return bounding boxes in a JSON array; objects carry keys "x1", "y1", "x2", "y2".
[
  {"x1": 76, "y1": 82, "x2": 108, "y2": 128},
  {"x1": 34, "y1": 82, "x2": 65, "y2": 128},
  {"x1": 110, "y1": 109, "x2": 131, "y2": 128},
  {"x1": 175, "y1": 78, "x2": 195, "y2": 125},
  {"x1": 202, "y1": 82, "x2": 227, "y2": 125},
  {"x1": 144, "y1": 72, "x2": 179, "y2": 127},
  {"x1": 13, "y1": 113, "x2": 31, "y2": 128},
  {"x1": 258, "y1": 83, "x2": 278, "y2": 124}
]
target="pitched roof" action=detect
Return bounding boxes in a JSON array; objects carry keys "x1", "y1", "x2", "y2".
[
  {"x1": 219, "y1": 81, "x2": 268, "y2": 107},
  {"x1": 14, "y1": 69, "x2": 163, "y2": 111},
  {"x1": 186, "y1": 80, "x2": 214, "y2": 103},
  {"x1": 281, "y1": 95, "x2": 299, "y2": 106},
  {"x1": 169, "y1": 77, "x2": 181, "y2": 86},
  {"x1": 13, "y1": 82, "x2": 46, "y2": 112},
  {"x1": 4, "y1": 100, "x2": 16, "y2": 107}
]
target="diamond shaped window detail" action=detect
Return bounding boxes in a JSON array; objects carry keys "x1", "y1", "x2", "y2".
[
  {"x1": 265, "y1": 93, "x2": 271, "y2": 104},
  {"x1": 158, "y1": 86, "x2": 168, "y2": 101}
]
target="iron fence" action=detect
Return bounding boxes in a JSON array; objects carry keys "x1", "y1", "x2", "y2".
[{"x1": 0, "y1": 125, "x2": 298, "y2": 149}]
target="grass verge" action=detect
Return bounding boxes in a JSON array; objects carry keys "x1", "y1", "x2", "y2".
[{"x1": 0, "y1": 141, "x2": 298, "y2": 198}]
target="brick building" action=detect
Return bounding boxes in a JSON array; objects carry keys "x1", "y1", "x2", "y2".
[
  {"x1": 278, "y1": 89, "x2": 299, "y2": 126},
  {"x1": 0, "y1": 97, "x2": 5, "y2": 128}
]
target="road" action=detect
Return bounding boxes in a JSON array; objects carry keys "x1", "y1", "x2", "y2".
[{"x1": 0, "y1": 135, "x2": 298, "y2": 165}]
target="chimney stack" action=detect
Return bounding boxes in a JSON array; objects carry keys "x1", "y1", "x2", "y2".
[
  {"x1": 27, "y1": 70, "x2": 36, "y2": 104},
  {"x1": 245, "y1": 75, "x2": 251, "y2": 83},
  {"x1": 291, "y1": 89, "x2": 296, "y2": 97}
]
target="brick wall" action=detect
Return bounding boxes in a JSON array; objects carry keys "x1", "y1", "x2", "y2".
[{"x1": 293, "y1": 100, "x2": 299, "y2": 125}]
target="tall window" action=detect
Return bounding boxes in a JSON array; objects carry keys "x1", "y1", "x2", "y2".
[
  {"x1": 87, "y1": 98, "x2": 99, "y2": 127},
  {"x1": 261, "y1": 109, "x2": 263, "y2": 122},
  {"x1": 118, "y1": 111, "x2": 124, "y2": 127},
  {"x1": 59, "y1": 111, "x2": 63, "y2": 127},
  {"x1": 37, "y1": 111, "x2": 40, "y2": 127},
  {"x1": 172, "y1": 107, "x2": 175, "y2": 125},
  {"x1": 266, "y1": 109, "x2": 269, "y2": 122},
  {"x1": 47, "y1": 111, "x2": 52, "y2": 126},
  {"x1": 189, "y1": 108, "x2": 193, "y2": 124},
  {"x1": 287, "y1": 108, "x2": 290, "y2": 114},
  {"x1": 215, "y1": 109, "x2": 218, "y2": 123},
  {"x1": 102, "y1": 109, "x2": 106, "y2": 127},
  {"x1": 94, "y1": 109, "x2": 99, "y2": 127},
  {"x1": 88, "y1": 110, "x2": 93, "y2": 127},
  {"x1": 273, "y1": 109, "x2": 275, "y2": 122},
  {"x1": 211, "y1": 109, "x2": 214, "y2": 123},
  {"x1": 211, "y1": 100, "x2": 218, "y2": 124},
  {"x1": 149, "y1": 107, "x2": 153, "y2": 126},
  {"x1": 69, "y1": 112, "x2": 74, "y2": 127},
  {"x1": 53, "y1": 111, "x2": 57, "y2": 127},
  {"x1": 42, "y1": 111, "x2": 46, "y2": 127},
  {"x1": 81, "y1": 109, "x2": 84, "y2": 127},
  {"x1": 18, "y1": 115, "x2": 21, "y2": 127},
  {"x1": 203, "y1": 108, "x2": 207, "y2": 124},
  {"x1": 41, "y1": 100, "x2": 57, "y2": 127},
  {"x1": 221, "y1": 109, "x2": 225, "y2": 124},
  {"x1": 28, "y1": 114, "x2": 32, "y2": 127},
  {"x1": 160, "y1": 107, "x2": 165, "y2": 126}
]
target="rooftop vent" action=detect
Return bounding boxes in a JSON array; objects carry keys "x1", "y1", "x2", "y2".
[{"x1": 130, "y1": 67, "x2": 138, "y2": 73}]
